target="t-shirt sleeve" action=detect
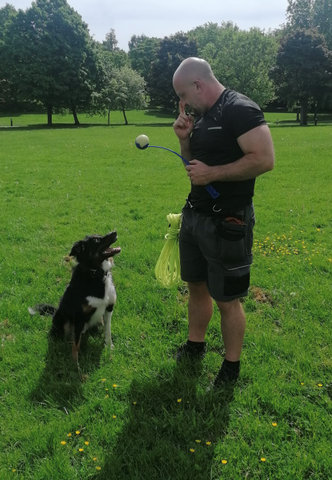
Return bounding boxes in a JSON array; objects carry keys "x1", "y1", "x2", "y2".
[{"x1": 227, "y1": 98, "x2": 266, "y2": 139}]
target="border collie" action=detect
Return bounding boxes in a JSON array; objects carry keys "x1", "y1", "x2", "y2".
[{"x1": 29, "y1": 231, "x2": 121, "y2": 363}]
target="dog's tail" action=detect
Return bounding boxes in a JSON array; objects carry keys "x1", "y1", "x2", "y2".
[{"x1": 28, "y1": 303, "x2": 57, "y2": 317}]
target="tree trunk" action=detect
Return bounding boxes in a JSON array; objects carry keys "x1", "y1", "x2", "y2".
[
  {"x1": 296, "y1": 111, "x2": 300, "y2": 122},
  {"x1": 300, "y1": 101, "x2": 308, "y2": 126},
  {"x1": 108, "y1": 110, "x2": 110, "y2": 126},
  {"x1": 72, "y1": 107, "x2": 80, "y2": 125},
  {"x1": 314, "y1": 103, "x2": 318, "y2": 126},
  {"x1": 122, "y1": 107, "x2": 128, "y2": 125},
  {"x1": 47, "y1": 105, "x2": 52, "y2": 126}
]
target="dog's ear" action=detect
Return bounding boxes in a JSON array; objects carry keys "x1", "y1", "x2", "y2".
[{"x1": 70, "y1": 240, "x2": 85, "y2": 261}]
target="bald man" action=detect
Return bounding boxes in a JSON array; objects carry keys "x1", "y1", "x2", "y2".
[{"x1": 173, "y1": 57, "x2": 274, "y2": 389}]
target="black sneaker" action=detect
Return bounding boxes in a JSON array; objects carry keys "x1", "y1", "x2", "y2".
[
  {"x1": 176, "y1": 342, "x2": 205, "y2": 362},
  {"x1": 212, "y1": 363, "x2": 239, "y2": 389}
]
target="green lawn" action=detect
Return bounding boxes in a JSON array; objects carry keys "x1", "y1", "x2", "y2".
[{"x1": 0, "y1": 112, "x2": 331, "y2": 479}]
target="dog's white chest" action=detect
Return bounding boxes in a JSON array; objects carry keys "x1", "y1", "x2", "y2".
[{"x1": 86, "y1": 273, "x2": 116, "y2": 328}]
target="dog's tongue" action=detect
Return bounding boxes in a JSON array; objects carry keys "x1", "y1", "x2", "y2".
[{"x1": 104, "y1": 246, "x2": 121, "y2": 257}]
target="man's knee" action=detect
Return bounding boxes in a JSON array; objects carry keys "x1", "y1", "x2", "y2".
[
  {"x1": 188, "y1": 281, "x2": 209, "y2": 295},
  {"x1": 216, "y1": 297, "x2": 242, "y2": 315}
]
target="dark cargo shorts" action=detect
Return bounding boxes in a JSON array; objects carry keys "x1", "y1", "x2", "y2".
[{"x1": 179, "y1": 204, "x2": 255, "y2": 302}]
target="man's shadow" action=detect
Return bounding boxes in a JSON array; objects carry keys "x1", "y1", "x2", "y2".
[
  {"x1": 29, "y1": 326, "x2": 105, "y2": 409},
  {"x1": 93, "y1": 361, "x2": 235, "y2": 480}
]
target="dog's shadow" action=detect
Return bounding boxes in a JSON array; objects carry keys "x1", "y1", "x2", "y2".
[
  {"x1": 29, "y1": 326, "x2": 105, "y2": 409},
  {"x1": 92, "y1": 362, "x2": 235, "y2": 480}
]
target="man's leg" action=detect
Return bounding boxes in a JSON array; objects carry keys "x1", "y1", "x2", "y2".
[
  {"x1": 216, "y1": 298, "x2": 245, "y2": 361},
  {"x1": 213, "y1": 298, "x2": 245, "y2": 386},
  {"x1": 188, "y1": 281, "x2": 213, "y2": 342},
  {"x1": 177, "y1": 281, "x2": 213, "y2": 360}
]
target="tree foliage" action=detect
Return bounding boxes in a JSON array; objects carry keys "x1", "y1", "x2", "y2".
[
  {"x1": 128, "y1": 34, "x2": 160, "y2": 82},
  {"x1": 102, "y1": 28, "x2": 129, "y2": 69},
  {"x1": 287, "y1": 0, "x2": 332, "y2": 48},
  {"x1": 190, "y1": 22, "x2": 278, "y2": 108},
  {"x1": 0, "y1": 0, "x2": 103, "y2": 124},
  {"x1": 96, "y1": 65, "x2": 146, "y2": 125},
  {"x1": 148, "y1": 32, "x2": 197, "y2": 111},
  {"x1": 270, "y1": 28, "x2": 332, "y2": 124}
]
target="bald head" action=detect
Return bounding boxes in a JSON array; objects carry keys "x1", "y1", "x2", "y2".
[
  {"x1": 173, "y1": 57, "x2": 215, "y2": 84},
  {"x1": 173, "y1": 57, "x2": 224, "y2": 114}
]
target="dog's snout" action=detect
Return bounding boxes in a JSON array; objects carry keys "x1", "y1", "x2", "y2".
[{"x1": 106, "y1": 231, "x2": 117, "y2": 244}]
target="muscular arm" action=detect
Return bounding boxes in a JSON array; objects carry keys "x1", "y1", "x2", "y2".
[{"x1": 187, "y1": 125, "x2": 275, "y2": 184}]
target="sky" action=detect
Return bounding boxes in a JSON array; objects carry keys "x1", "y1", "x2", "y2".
[{"x1": 1, "y1": 0, "x2": 290, "y2": 51}]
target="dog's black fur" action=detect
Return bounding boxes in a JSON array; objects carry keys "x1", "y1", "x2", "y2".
[{"x1": 29, "y1": 231, "x2": 121, "y2": 362}]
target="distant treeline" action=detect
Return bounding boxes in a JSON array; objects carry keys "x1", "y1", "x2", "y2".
[{"x1": 0, "y1": 0, "x2": 332, "y2": 125}]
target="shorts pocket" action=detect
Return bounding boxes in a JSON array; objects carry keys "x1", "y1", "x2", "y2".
[{"x1": 215, "y1": 217, "x2": 253, "y2": 270}]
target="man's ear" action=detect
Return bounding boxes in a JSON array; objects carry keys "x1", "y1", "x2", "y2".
[
  {"x1": 194, "y1": 80, "x2": 203, "y2": 93},
  {"x1": 70, "y1": 241, "x2": 85, "y2": 261}
]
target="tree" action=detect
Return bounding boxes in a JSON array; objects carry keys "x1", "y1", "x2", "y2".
[
  {"x1": 0, "y1": 3, "x2": 17, "y2": 43},
  {"x1": 270, "y1": 29, "x2": 332, "y2": 125},
  {"x1": 287, "y1": 0, "x2": 332, "y2": 49},
  {"x1": 128, "y1": 34, "x2": 160, "y2": 82},
  {"x1": 190, "y1": 23, "x2": 278, "y2": 108},
  {"x1": 0, "y1": 0, "x2": 102, "y2": 125},
  {"x1": 0, "y1": 4, "x2": 18, "y2": 109},
  {"x1": 148, "y1": 33, "x2": 197, "y2": 111},
  {"x1": 96, "y1": 65, "x2": 146, "y2": 125},
  {"x1": 102, "y1": 28, "x2": 129, "y2": 69},
  {"x1": 103, "y1": 28, "x2": 118, "y2": 52}
]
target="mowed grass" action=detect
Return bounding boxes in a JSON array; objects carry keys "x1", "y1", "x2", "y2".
[{"x1": 0, "y1": 111, "x2": 331, "y2": 479}]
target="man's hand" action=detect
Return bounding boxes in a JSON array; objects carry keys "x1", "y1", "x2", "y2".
[
  {"x1": 173, "y1": 102, "x2": 194, "y2": 141},
  {"x1": 185, "y1": 160, "x2": 212, "y2": 185}
]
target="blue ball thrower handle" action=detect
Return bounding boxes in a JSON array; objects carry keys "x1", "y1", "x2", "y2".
[{"x1": 148, "y1": 145, "x2": 220, "y2": 199}]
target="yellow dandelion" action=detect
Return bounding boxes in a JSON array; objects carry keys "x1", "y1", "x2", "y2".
[
  {"x1": 190, "y1": 448, "x2": 195, "y2": 453},
  {"x1": 113, "y1": 415, "x2": 116, "y2": 419},
  {"x1": 12, "y1": 469, "x2": 16, "y2": 472},
  {"x1": 105, "y1": 395, "x2": 109, "y2": 399},
  {"x1": 261, "y1": 458, "x2": 266, "y2": 462},
  {"x1": 195, "y1": 440, "x2": 201, "y2": 443},
  {"x1": 329, "y1": 259, "x2": 332, "y2": 262},
  {"x1": 61, "y1": 441, "x2": 66, "y2": 445},
  {"x1": 272, "y1": 422, "x2": 277, "y2": 427},
  {"x1": 177, "y1": 398, "x2": 182, "y2": 403},
  {"x1": 102, "y1": 379, "x2": 106, "y2": 382},
  {"x1": 113, "y1": 384, "x2": 117, "y2": 388},
  {"x1": 96, "y1": 466, "x2": 101, "y2": 470},
  {"x1": 133, "y1": 401, "x2": 137, "y2": 405},
  {"x1": 85, "y1": 441, "x2": 89, "y2": 446},
  {"x1": 301, "y1": 382, "x2": 304, "y2": 386},
  {"x1": 76, "y1": 431, "x2": 80, "y2": 435},
  {"x1": 318, "y1": 383, "x2": 323, "y2": 387},
  {"x1": 206, "y1": 441, "x2": 212, "y2": 446},
  {"x1": 93, "y1": 457, "x2": 97, "y2": 461},
  {"x1": 79, "y1": 448, "x2": 84, "y2": 452},
  {"x1": 67, "y1": 433, "x2": 72, "y2": 437},
  {"x1": 222, "y1": 460, "x2": 227, "y2": 464}
]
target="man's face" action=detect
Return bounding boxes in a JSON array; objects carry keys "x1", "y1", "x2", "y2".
[{"x1": 174, "y1": 77, "x2": 203, "y2": 114}]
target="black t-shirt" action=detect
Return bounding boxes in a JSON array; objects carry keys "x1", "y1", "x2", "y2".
[{"x1": 188, "y1": 89, "x2": 266, "y2": 211}]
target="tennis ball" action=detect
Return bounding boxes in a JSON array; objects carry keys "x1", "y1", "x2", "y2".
[{"x1": 135, "y1": 134, "x2": 149, "y2": 150}]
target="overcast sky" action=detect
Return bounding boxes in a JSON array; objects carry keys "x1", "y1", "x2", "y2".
[{"x1": 1, "y1": 0, "x2": 289, "y2": 51}]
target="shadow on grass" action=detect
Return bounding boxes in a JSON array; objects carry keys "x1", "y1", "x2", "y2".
[
  {"x1": 29, "y1": 327, "x2": 105, "y2": 410},
  {"x1": 92, "y1": 362, "x2": 235, "y2": 480}
]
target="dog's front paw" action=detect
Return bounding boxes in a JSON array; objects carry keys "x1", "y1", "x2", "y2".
[{"x1": 105, "y1": 338, "x2": 114, "y2": 349}]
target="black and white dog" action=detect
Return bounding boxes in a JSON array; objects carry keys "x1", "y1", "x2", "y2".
[{"x1": 29, "y1": 231, "x2": 121, "y2": 363}]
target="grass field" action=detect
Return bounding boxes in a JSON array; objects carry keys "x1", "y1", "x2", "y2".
[{"x1": 0, "y1": 110, "x2": 331, "y2": 479}]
